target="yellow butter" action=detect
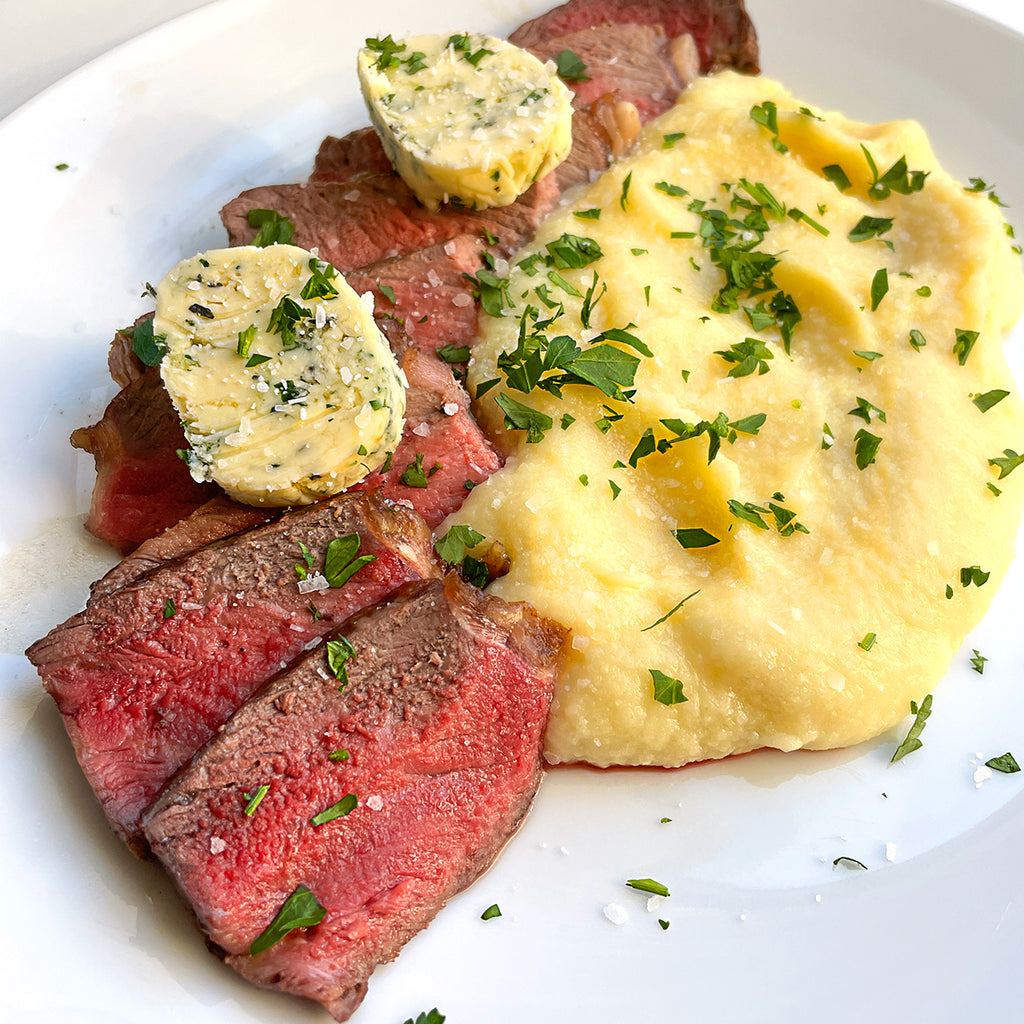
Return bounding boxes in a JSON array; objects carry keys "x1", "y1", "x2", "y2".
[
  {"x1": 458, "y1": 72, "x2": 1024, "y2": 767},
  {"x1": 358, "y1": 32, "x2": 573, "y2": 210},
  {"x1": 157, "y1": 244, "x2": 405, "y2": 506}
]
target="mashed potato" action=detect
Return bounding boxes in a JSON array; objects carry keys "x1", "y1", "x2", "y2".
[{"x1": 456, "y1": 71, "x2": 1024, "y2": 767}]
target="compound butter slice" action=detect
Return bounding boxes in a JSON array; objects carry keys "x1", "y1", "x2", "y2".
[
  {"x1": 156, "y1": 245, "x2": 405, "y2": 507},
  {"x1": 358, "y1": 32, "x2": 573, "y2": 210}
]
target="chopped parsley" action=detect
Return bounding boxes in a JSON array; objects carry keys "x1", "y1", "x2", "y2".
[
  {"x1": 965, "y1": 177, "x2": 1008, "y2": 207},
  {"x1": 328, "y1": 748, "x2": 350, "y2": 762},
  {"x1": 494, "y1": 393, "x2": 553, "y2": 443},
  {"x1": 294, "y1": 541, "x2": 315, "y2": 580},
  {"x1": 435, "y1": 524, "x2": 485, "y2": 565},
  {"x1": 326, "y1": 637, "x2": 356, "y2": 688},
  {"x1": 642, "y1": 591, "x2": 700, "y2": 632},
  {"x1": 848, "y1": 215, "x2": 894, "y2": 244},
  {"x1": 243, "y1": 784, "x2": 270, "y2": 816},
  {"x1": 310, "y1": 793, "x2": 358, "y2": 826},
  {"x1": 247, "y1": 208, "x2": 295, "y2": 247},
  {"x1": 715, "y1": 337, "x2": 773, "y2": 377},
  {"x1": 619, "y1": 171, "x2": 633, "y2": 211},
  {"x1": 480, "y1": 904, "x2": 502, "y2": 920},
  {"x1": 891, "y1": 694, "x2": 933, "y2": 762},
  {"x1": 727, "y1": 494, "x2": 809, "y2": 536},
  {"x1": 437, "y1": 343, "x2": 471, "y2": 363},
  {"x1": 403, "y1": 1011, "x2": 445, "y2": 1024},
  {"x1": 989, "y1": 449, "x2": 1024, "y2": 479},
  {"x1": 749, "y1": 99, "x2": 788, "y2": 153},
  {"x1": 985, "y1": 752, "x2": 1021, "y2": 774},
  {"x1": 853, "y1": 429, "x2": 882, "y2": 470},
  {"x1": 954, "y1": 328, "x2": 979, "y2": 365},
  {"x1": 861, "y1": 146, "x2": 929, "y2": 199},
  {"x1": 465, "y1": 267, "x2": 511, "y2": 317},
  {"x1": 959, "y1": 565, "x2": 990, "y2": 588},
  {"x1": 236, "y1": 323, "x2": 257, "y2": 359},
  {"x1": 554, "y1": 48, "x2": 589, "y2": 82},
  {"x1": 972, "y1": 389, "x2": 1009, "y2": 413},
  {"x1": 324, "y1": 534, "x2": 376, "y2": 588},
  {"x1": 674, "y1": 528, "x2": 720, "y2": 549},
  {"x1": 399, "y1": 453, "x2": 440, "y2": 487},
  {"x1": 162, "y1": 598, "x2": 177, "y2": 619},
  {"x1": 267, "y1": 295, "x2": 313, "y2": 348},
  {"x1": 300, "y1": 258, "x2": 340, "y2": 300},
  {"x1": 249, "y1": 885, "x2": 326, "y2": 956},
  {"x1": 869, "y1": 268, "x2": 889, "y2": 311},
  {"x1": 650, "y1": 669, "x2": 687, "y2": 706},
  {"x1": 822, "y1": 164, "x2": 852, "y2": 192},
  {"x1": 858, "y1": 632, "x2": 877, "y2": 652},
  {"x1": 123, "y1": 317, "x2": 167, "y2": 366},
  {"x1": 848, "y1": 397, "x2": 886, "y2": 424},
  {"x1": 626, "y1": 878, "x2": 671, "y2": 897},
  {"x1": 654, "y1": 180, "x2": 689, "y2": 198},
  {"x1": 969, "y1": 649, "x2": 988, "y2": 675}
]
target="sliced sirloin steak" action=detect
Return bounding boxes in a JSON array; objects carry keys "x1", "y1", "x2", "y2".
[
  {"x1": 143, "y1": 573, "x2": 567, "y2": 1022},
  {"x1": 309, "y1": 127, "x2": 394, "y2": 183},
  {"x1": 344, "y1": 234, "x2": 486, "y2": 358},
  {"x1": 90, "y1": 496, "x2": 276, "y2": 601},
  {"x1": 508, "y1": 0, "x2": 760, "y2": 75},
  {"x1": 528, "y1": 22, "x2": 688, "y2": 120},
  {"x1": 220, "y1": 171, "x2": 561, "y2": 272},
  {"x1": 350, "y1": 348, "x2": 503, "y2": 526},
  {"x1": 71, "y1": 363, "x2": 218, "y2": 555},
  {"x1": 26, "y1": 491, "x2": 442, "y2": 851}
]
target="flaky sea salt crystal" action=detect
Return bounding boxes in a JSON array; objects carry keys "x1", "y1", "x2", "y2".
[{"x1": 603, "y1": 903, "x2": 628, "y2": 925}]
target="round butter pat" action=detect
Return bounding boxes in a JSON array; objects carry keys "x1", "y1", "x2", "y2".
[
  {"x1": 358, "y1": 32, "x2": 573, "y2": 210},
  {"x1": 156, "y1": 244, "x2": 405, "y2": 506}
]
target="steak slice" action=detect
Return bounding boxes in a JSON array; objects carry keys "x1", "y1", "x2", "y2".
[
  {"x1": 220, "y1": 171, "x2": 560, "y2": 273},
  {"x1": 344, "y1": 234, "x2": 485, "y2": 358},
  {"x1": 529, "y1": 23, "x2": 683, "y2": 120},
  {"x1": 90, "y1": 496, "x2": 275, "y2": 601},
  {"x1": 509, "y1": 0, "x2": 760, "y2": 75},
  {"x1": 143, "y1": 574, "x2": 566, "y2": 1021},
  {"x1": 351, "y1": 348, "x2": 503, "y2": 527},
  {"x1": 26, "y1": 491, "x2": 442, "y2": 850},
  {"x1": 310, "y1": 128, "x2": 393, "y2": 183},
  {"x1": 71, "y1": 364, "x2": 217, "y2": 555}
]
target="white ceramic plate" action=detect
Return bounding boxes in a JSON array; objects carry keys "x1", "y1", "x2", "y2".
[{"x1": 2, "y1": 1, "x2": 1023, "y2": 1021}]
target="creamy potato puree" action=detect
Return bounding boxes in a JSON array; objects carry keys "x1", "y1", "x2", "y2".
[{"x1": 456, "y1": 71, "x2": 1024, "y2": 767}]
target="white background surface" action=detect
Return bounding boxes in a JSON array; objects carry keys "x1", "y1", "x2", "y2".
[
  {"x1": 2, "y1": 0, "x2": 1024, "y2": 121},
  {"x1": 2, "y1": 1, "x2": 1024, "y2": 1023}
]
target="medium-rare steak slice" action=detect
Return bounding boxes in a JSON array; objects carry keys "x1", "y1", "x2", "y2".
[
  {"x1": 310, "y1": 127, "x2": 393, "y2": 183},
  {"x1": 143, "y1": 574, "x2": 566, "y2": 1021},
  {"x1": 71, "y1": 363, "x2": 217, "y2": 554},
  {"x1": 220, "y1": 171, "x2": 560, "y2": 273},
  {"x1": 26, "y1": 491, "x2": 442, "y2": 850},
  {"x1": 90, "y1": 496, "x2": 275, "y2": 601},
  {"x1": 344, "y1": 234, "x2": 486, "y2": 358},
  {"x1": 529, "y1": 23, "x2": 684, "y2": 120},
  {"x1": 509, "y1": 0, "x2": 760, "y2": 75},
  {"x1": 351, "y1": 348, "x2": 503, "y2": 527}
]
